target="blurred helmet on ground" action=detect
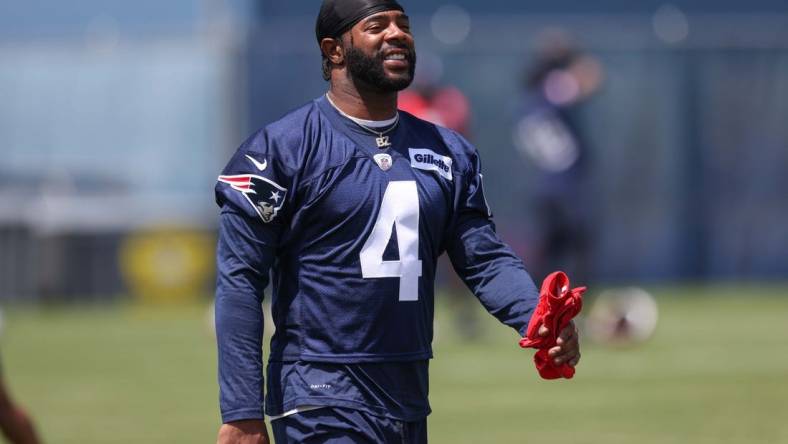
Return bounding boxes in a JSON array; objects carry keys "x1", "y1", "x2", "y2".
[{"x1": 585, "y1": 287, "x2": 659, "y2": 346}]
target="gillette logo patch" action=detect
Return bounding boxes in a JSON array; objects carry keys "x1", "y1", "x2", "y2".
[{"x1": 409, "y1": 148, "x2": 453, "y2": 181}]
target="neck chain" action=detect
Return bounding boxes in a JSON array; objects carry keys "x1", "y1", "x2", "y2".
[{"x1": 325, "y1": 93, "x2": 399, "y2": 149}]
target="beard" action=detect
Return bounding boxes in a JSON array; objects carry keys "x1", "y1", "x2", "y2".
[{"x1": 344, "y1": 43, "x2": 416, "y2": 93}]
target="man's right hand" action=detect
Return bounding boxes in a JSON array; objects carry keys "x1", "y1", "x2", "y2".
[{"x1": 216, "y1": 419, "x2": 270, "y2": 444}]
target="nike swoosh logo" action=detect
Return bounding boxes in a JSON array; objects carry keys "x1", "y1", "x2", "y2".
[{"x1": 245, "y1": 154, "x2": 267, "y2": 171}]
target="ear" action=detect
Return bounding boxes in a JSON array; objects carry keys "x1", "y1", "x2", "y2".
[{"x1": 320, "y1": 37, "x2": 344, "y2": 65}]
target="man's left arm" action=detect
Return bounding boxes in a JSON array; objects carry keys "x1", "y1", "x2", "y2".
[
  {"x1": 446, "y1": 215, "x2": 581, "y2": 368},
  {"x1": 443, "y1": 136, "x2": 580, "y2": 367}
]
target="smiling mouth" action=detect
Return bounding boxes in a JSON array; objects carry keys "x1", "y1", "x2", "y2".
[{"x1": 382, "y1": 51, "x2": 411, "y2": 70}]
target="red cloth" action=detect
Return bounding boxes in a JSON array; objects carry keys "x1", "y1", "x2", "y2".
[{"x1": 519, "y1": 271, "x2": 585, "y2": 379}]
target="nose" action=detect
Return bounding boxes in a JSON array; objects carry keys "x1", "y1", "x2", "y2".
[{"x1": 384, "y1": 22, "x2": 410, "y2": 44}]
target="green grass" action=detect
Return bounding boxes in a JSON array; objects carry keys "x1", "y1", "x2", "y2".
[{"x1": 1, "y1": 285, "x2": 787, "y2": 443}]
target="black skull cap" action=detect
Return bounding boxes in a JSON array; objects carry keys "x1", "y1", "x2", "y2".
[{"x1": 316, "y1": 0, "x2": 405, "y2": 43}]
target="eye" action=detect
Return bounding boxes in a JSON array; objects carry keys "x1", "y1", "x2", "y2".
[{"x1": 365, "y1": 22, "x2": 383, "y2": 32}]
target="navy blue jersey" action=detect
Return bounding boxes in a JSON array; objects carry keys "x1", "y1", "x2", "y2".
[
  {"x1": 215, "y1": 95, "x2": 539, "y2": 422},
  {"x1": 265, "y1": 360, "x2": 430, "y2": 421}
]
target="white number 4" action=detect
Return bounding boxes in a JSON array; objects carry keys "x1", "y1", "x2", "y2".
[{"x1": 359, "y1": 181, "x2": 423, "y2": 301}]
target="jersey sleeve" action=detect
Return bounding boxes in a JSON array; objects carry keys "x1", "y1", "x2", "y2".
[
  {"x1": 443, "y1": 132, "x2": 539, "y2": 336},
  {"x1": 214, "y1": 129, "x2": 294, "y2": 423}
]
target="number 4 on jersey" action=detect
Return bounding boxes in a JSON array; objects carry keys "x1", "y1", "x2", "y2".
[{"x1": 359, "y1": 181, "x2": 423, "y2": 301}]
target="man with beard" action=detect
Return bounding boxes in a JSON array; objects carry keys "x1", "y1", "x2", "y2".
[{"x1": 214, "y1": 1, "x2": 581, "y2": 443}]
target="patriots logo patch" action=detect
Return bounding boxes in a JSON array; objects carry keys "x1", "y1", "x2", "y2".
[{"x1": 218, "y1": 174, "x2": 287, "y2": 223}]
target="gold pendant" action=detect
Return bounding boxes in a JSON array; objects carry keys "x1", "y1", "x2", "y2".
[{"x1": 376, "y1": 136, "x2": 391, "y2": 148}]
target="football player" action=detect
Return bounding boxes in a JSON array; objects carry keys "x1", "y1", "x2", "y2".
[{"x1": 215, "y1": 1, "x2": 581, "y2": 443}]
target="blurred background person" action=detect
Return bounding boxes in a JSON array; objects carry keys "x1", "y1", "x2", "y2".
[
  {"x1": 0, "y1": 365, "x2": 40, "y2": 444},
  {"x1": 512, "y1": 32, "x2": 604, "y2": 286},
  {"x1": 399, "y1": 52, "x2": 472, "y2": 138}
]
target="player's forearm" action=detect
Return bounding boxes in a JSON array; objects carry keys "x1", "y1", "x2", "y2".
[
  {"x1": 448, "y1": 221, "x2": 539, "y2": 334},
  {"x1": 215, "y1": 290, "x2": 265, "y2": 422},
  {"x1": 474, "y1": 264, "x2": 539, "y2": 335}
]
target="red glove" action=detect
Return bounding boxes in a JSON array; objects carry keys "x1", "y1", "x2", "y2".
[{"x1": 519, "y1": 271, "x2": 585, "y2": 379}]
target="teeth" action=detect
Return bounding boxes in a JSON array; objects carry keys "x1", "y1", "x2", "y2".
[{"x1": 386, "y1": 54, "x2": 405, "y2": 60}]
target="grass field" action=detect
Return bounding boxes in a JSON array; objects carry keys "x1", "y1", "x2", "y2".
[{"x1": 1, "y1": 285, "x2": 787, "y2": 443}]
